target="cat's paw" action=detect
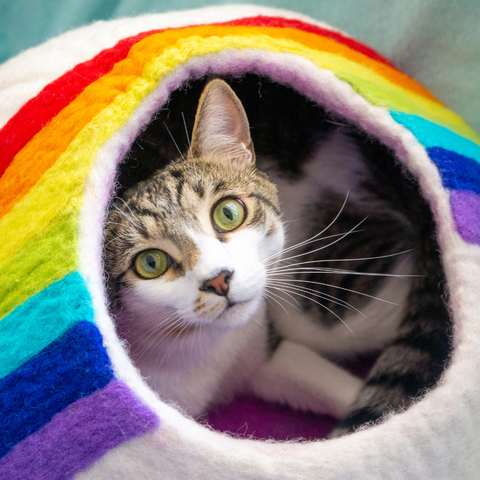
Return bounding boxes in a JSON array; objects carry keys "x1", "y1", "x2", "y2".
[{"x1": 249, "y1": 340, "x2": 364, "y2": 418}]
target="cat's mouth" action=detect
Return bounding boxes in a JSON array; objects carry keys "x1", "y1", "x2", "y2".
[
  {"x1": 212, "y1": 297, "x2": 257, "y2": 325},
  {"x1": 165, "y1": 300, "x2": 248, "y2": 336},
  {"x1": 212, "y1": 298, "x2": 245, "y2": 319},
  {"x1": 227, "y1": 299, "x2": 240, "y2": 308}
]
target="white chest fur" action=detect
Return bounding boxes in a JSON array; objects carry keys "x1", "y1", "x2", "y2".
[{"x1": 116, "y1": 301, "x2": 269, "y2": 416}]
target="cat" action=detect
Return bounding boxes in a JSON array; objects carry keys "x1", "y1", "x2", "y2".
[
  {"x1": 104, "y1": 77, "x2": 452, "y2": 435},
  {"x1": 103, "y1": 79, "x2": 364, "y2": 419}
]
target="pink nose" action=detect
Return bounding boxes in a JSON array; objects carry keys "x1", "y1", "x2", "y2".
[{"x1": 200, "y1": 271, "x2": 233, "y2": 296}]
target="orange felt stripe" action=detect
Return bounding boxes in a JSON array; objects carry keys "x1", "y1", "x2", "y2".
[
  {"x1": 0, "y1": 24, "x2": 439, "y2": 219},
  {"x1": 249, "y1": 26, "x2": 439, "y2": 103},
  {"x1": 131, "y1": 25, "x2": 438, "y2": 102}
]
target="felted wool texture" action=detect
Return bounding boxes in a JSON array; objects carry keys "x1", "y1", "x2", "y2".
[
  {"x1": 2, "y1": 18, "x2": 457, "y2": 274},
  {"x1": 0, "y1": 321, "x2": 113, "y2": 458},
  {"x1": 449, "y1": 190, "x2": 480, "y2": 245},
  {"x1": 206, "y1": 395, "x2": 338, "y2": 440},
  {"x1": 0, "y1": 18, "x2": 472, "y2": 212},
  {"x1": 1, "y1": 5, "x2": 480, "y2": 479},
  {"x1": 0, "y1": 18, "x2": 473, "y2": 227},
  {"x1": 0, "y1": 380, "x2": 160, "y2": 480},
  {"x1": 0, "y1": 272, "x2": 93, "y2": 379},
  {"x1": 391, "y1": 111, "x2": 480, "y2": 163},
  {"x1": 0, "y1": 209, "x2": 79, "y2": 320},
  {"x1": 428, "y1": 147, "x2": 480, "y2": 195},
  {"x1": 0, "y1": 15, "x2": 403, "y2": 184},
  {"x1": 0, "y1": 21, "x2": 471, "y2": 255},
  {"x1": 0, "y1": 30, "x2": 159, "y2": 179}
]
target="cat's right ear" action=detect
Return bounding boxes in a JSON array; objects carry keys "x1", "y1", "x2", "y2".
[{"x1": 189, "y1": 79, "x2": 255, "y2": 167}]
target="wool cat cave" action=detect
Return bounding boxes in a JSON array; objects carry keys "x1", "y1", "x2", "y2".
[{"x1": 0, "y1": 5, "x2": 479, "y2": 479}]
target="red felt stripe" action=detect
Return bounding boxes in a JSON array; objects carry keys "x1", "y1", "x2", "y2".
[
  {"x1": 227, "y1": 16, "x2": 396, "y2": 68},
  {"x1": 0, "y1": 16, "x2": 399, "y2": 179},
  {"x1": 0, "y1": 30, "x2": 160, "y2": 179}
]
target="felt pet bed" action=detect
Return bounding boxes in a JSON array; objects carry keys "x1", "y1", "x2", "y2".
[{"x1": 0, "y1": 4, "x2": 479, "y2": 479}]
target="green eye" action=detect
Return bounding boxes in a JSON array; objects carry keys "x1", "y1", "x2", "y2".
[
  {"x1": 212, "y1": 198, "x2": 246, "y2": 232},
  {"x1": 134, "y1": 250, "x2": 170, "y2": 279}
]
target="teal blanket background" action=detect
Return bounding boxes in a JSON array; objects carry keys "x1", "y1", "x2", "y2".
[{"x1": 1, "y1": 0, "x2": 479, "y2": 133}]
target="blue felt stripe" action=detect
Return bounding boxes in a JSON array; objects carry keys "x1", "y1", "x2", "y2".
[
  {"x1": 427, "y1": 147, "x2": 480, "y2": 195},
  {"x1": 0, "y1": 272, "x2": 94, "y2": 380},
  {"x1": 0, "y1": 321, "x2": 113, "y2": 459},
  {"x1": 391, "y1": 111, "x2": 480, "y2": 164}
]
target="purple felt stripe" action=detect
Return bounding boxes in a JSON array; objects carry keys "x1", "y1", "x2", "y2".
[
  {"x1": 450, "y1": 190, "x2": 480, "y2": 245},
  {"x1": 0, "y1": 380, "x2": 160, "y2": 480}
]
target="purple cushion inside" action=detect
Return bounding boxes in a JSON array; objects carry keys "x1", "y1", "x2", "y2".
[{"x1": 206, "y1": 354, "x2": 377, "y2": 440}]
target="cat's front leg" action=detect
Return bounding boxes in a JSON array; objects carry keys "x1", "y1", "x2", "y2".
[{"x1": 249, "y1": 340, "x2": 364, "y2": 419}]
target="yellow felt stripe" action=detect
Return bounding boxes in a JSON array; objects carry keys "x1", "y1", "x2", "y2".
[
  {"x1": 2, "y1": 32, "x2": 477, "y2": 267},
  {"x1": 1, "y1": 26, "x2": 475, "y2": 226},
  {"x1": 0, "y1": 209, "x2": 78, "y2": 320},
  {"x1": 209, "y1": 35, "x2": 475, "y2": 140},
  {"x1": 137, "y1": 29, "x2": 467, "y2": 134},
  {"x1": 336, "y1": 71, "x2": 480, "y2": 142},
  {"x1": 244, "y1": 25, "x2": 439, "y2": 102},
  {"x1": 1, "y1": 24, "x2": 473, "y2": 222}
]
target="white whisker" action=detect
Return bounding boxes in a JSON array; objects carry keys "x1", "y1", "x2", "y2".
[
  {"x1": 104, "y1": 221, "x2": 138, "y2": 233},
  {"x1": 265, "y1": 191, "x2": 351, "y2": 263},
  {"x1": 266, "y1": 229, "x2": 366, "y2": 268},
  {"x1": 268, "y1": 276, "x2": 400, "y2": 305},
  {"x1": 268, "y1": 217, "x2": 368, "y2": 268},
  {"x1": 164, "y1": 122, "x2": 186, "y2": 162},
  {"x1": 268, "y1": 249, "x2": 414, "y2": 272},
  {"x1": 113, "y1": 197, "x2": 144, "y2": 228},
  {"x1": 182, "y1": 111, "x2": 198, "y2": 188},
  {"x1": 267, "y1": 283, "x2": 357, "y2": 339},
  {"x1": 268, "y1": 267, "x2": 417, "y2": 279},
  {"x1": 267, "y1": 279, "x2": 367, "y2": 319},
  {"x1": 181, "y1": 112, "x2": 191, "y2": 150},
  {"x1": 263, "y1": 291, "x2": 290, "y2": 315},
  {"x1": 104, "y1": 232, "x2": 136, "y2": 248},
  {"x1": 110, "y1": 201, "x2": 145, "y2": 231},
  {"x1": 264, "y1": 288, "x2": 301, "y2": 312}
]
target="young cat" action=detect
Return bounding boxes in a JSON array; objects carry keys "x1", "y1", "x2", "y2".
[{"x1": 104, "y1": 79, "x2": 363, "y2": 419}]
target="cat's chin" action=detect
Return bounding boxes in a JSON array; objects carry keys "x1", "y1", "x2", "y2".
[{"x1": 215, "y1": 299, "x2": 259, "y2": 327}]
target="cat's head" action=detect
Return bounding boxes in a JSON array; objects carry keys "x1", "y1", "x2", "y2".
[{"x1": 104, "y1": 80, "x2": 284, "y2": 334}]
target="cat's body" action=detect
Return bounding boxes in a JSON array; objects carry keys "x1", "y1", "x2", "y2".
[
  {"x1": 258, "y1": 130, "x2": 414, "y2": 360},
  {"x1": 258, "y1": 124, "x2": 451, "y2": 434},
  {"x1": 105, "y1": 80, "x2": 363, "y2": 418},
  {"x1": 104, "y1": 79, "x2": 451, "y2": 433}
]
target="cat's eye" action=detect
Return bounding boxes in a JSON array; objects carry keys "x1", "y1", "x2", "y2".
[
  {"x1": 212, "y1": 198, "x2": 246, "y2": 232},
  {"x1": 134, "y1": 249, "x2": 171, "y2": 279}
]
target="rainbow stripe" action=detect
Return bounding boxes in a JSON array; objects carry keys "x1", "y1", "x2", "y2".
[{"x1": 0, "y1": 14, "x2": 479, "y2": 477}]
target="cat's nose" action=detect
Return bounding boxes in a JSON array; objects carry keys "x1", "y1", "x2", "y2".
[{"x1": 200, "y1": 270, "x2": 233, "y2": 297}]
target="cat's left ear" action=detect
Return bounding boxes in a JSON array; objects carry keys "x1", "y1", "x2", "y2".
[{"x1": 189, "y1": 79, "x2": 255, "y2": 167}]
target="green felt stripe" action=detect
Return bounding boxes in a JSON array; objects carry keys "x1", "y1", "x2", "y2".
[
  {"x1": 391, "y1": 111, "x2": 480, "y2": 162},
  {"x1": 0, "y1": 209, "x2": 79, "y2": 320},
  {"x1": 0, "y1": 272, "x2": 94, "y2": 380},
  {"x1": 336, "y1": 71, "x2": 478, "y2": 142}
]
